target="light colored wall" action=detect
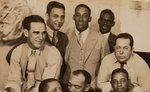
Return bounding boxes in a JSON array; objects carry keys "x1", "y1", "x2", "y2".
[{"x1": 120, "y1": 0, "x2": 150, "y2": 52}]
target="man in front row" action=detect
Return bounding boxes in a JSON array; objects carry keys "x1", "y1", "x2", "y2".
[
  {"x1": 97, "y1": 33, "x2": 150, "y2": 92},
  {"x1": 68, "y1": 69, "x2": 92, "y2": 92},
  {"x1": 5, "y1": 15, "x2": 62, "y2": 92},
  {"x1": 39, "y1": 78, "x2": 63, "y2": 92}
]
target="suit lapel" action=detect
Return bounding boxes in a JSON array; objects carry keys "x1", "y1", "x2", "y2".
[
  {"x1": 45, "y1": 33, "x2": 52, "y2": 44},
  {"x1": 84, "y1": 30, "x2": 98, "y2": 62},
  {"x1": 65, "y1": 31, "x2": 76, "y2": 62}
]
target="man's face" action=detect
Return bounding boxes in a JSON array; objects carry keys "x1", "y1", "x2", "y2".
[
  {"x1": 25, "y1": 22, "x2": 46, "y2": 49},
  {"x1": 114, "y1": 38, "x2": 133, "y2": 63},
  {"x1": 73, "y1": 6, "x2": 91, "y2": 32},
  {"x1": 47, "y1": 8, "x2": 65, "y2": 31},
  {"x1": 111, "y1": 72, "x2": 129, "y2": 92},
  {"x1": 98, "y1": 13, "x2": 114, "y2": 34},
  {"x1": 47, "y1": 81, "x2": 63, "y2": 92},
  {"x1": 68, "y1": 74, "x2": 87, "y2": 92}
]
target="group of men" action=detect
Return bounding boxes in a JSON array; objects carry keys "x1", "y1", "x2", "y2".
[{"x1": 4, "y1": 1, "x2": 150, "y2": 92}]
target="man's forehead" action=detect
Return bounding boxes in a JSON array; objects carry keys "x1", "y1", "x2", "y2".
[
  {"x1": 50, "y1": 8, "x2": 65, "y2": 14},
  {"x1": 76, "y1": 6, "x2": 89, "y2": 13},
  {"x1": 69, "y1": 74, "x2": 85, "y2": 84},
  {"x1": 30, "y1": 22, "x2": 46, "y2": 31},
  {"x1": 116, "y1": 38, "x2": 130, "y2": 45},
  {"x1": 101, "y1": 13, "x2": 113, "y2": 19},
  {"x1": 113, "y1": 72, "x2": 127, "y2": 80}
]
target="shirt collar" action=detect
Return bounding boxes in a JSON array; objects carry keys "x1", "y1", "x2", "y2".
[
  {"x1": 103, "y1": 32, "x2": 110, "y2": 39},
  {"x1": 28, "y1": 46, "x2": 41, "y2": 56},
  {"x1": 112, "y1": 53, "x2": 133, "y2": 66},
  {"x1": 46, "y1": 26, "x2": 56, "y2": 37},
  {"x1": 75, "y1": 28, "x2": 89, "y2": 42}
]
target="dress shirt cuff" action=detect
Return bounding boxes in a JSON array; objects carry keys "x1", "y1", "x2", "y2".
[{"x1": 5, "y1": 81, "x2": 21, "y2": 92}]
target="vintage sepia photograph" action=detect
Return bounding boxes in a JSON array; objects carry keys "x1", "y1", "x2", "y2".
[{"x1": 0, "y1": 0, "x2": 150, "y2": 92}]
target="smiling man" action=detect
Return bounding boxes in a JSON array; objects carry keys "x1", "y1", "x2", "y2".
[
  {"x1": 64, "y1": 4, "x2": 109, "y2": 88},
  {"x1": 5, "y1": 15, "x2": 62, "y2": 92},
  {"x1": 45, "y1": 1, "x2": 68, "y2": 82},
  {"x1": 98, "y1": 9, "x2": 116, "y2": 53},
  {"x1": 97, "y1": 33, "x2": 150, "y2": 92}
]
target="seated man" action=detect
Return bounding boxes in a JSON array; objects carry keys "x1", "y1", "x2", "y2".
[
  {"x1": 5, "y1": 15, "x2": 62, "y2": 92},
  {"x1": 97, "y1": 33, "x2": 150, "y2": 92},
  {"x1": 68, "y1": 69, "x2": 92, "y2": 92},
  {"x1": 39, "y1": 78, "x2": 63, "y2": 92}
]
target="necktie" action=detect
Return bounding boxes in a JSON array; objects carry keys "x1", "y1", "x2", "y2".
[
  {"x1": 119, "y1": 62, "x2": 126, "y2": 69},
  {"x1": 52, "y1": 31, "x2": 58, "y2": 46},
  {"x1": 78, "y1": 32, "x2": 83, "y2": 47},
  {"x1": 27, "y1": 50, "x2": 37, "y2": 90}
]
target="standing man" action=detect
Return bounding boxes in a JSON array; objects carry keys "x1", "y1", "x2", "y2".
[
  {"x1": 5, "y1": 15, "x2": 62, "y2": 92},
  {"x1": 65, "y1": 4, "x2": 109, "y2": 87},
  {"x1": 97, "y1": 33, "x2": 150, "y2": 92},
  {"x1": 45, "y1": 1, "x2": 68, "y2": 82},
  {"x1": 98, "y1": 9, "x2": 117, "y2": 53}
]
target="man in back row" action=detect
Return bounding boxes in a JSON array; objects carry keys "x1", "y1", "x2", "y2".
[
  {"x1": 98, "y1": 9, "x2": 117, "y2": 53},
  {"x1": 97, "y1": 33, "x2": 150, "y2": 92},
  {"x1": 45, "y1": 1, "x2": 68, "y2": 82},
  {"x1": 5, "y1": 15, "x2": 62, "y2": 92},
  {"x1": 64, "y1": 4, "x2": 110, "y2": 87}
]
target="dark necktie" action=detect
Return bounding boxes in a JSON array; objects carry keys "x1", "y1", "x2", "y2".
[
  {"x1": 119, "y1": 62, "x2": 126, "y2": 69},
  {"x1": 52, "y1": 31, "x2": 58, "y2": 46}
]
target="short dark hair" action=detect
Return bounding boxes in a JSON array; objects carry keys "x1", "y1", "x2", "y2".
[
  {"x1": 39, "y1": 78, "x2": 58, "y2": 92},
  {"x1": 22, "y1": 15, "x2": 45, "y2": 30},
  {"x1": 100, "y1": 9, "x2": 115, "y2": 20},
  {"x1": 46, "y1": 1, "x2": 65, "y2": 15},
  {"x1": 72, "y1": 69, "x2": 91, "y2": 85},
  {"x1": 111, "y1": 68, "x2": 129, "y2": 81},
  {"x1": 115, "y1": 33, "x2": 134, "y2": 48},
  {"x1": 75, "y1": 4, "x2": 91, "y2": 16}
]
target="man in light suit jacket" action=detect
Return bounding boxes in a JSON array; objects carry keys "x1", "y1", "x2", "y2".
[
  {"x1": 64, "y1": 4, "x2": 110, "y2": 88},
  {"x1": 5, "y1": 15, "x2": 62, "y2": 92}
]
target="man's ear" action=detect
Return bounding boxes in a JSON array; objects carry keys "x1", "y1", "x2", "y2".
[
  {"x1": 84, "y1": 84, "x2": 90, "y2": 92},
  {"x1": 98, "y1": 18, "x2": 100, "y2": 24},
  {"x1": 45, "y1": 13, "x2": 49, "y2": 20},
  {"x1": 131, "y1": 47, "x2": 134, "y2": 55},
  {"x1": 111, "y1": 21, "x2": 115, "y2": 27},
  {"x1": 23, "y1": 29, "x2": 29, "y2": 37},
  {"x1": 73, "y1": 15, "x2": 75, "y2": 21},
  {"x1": 88, "y1": 16, "x2": 92, "y2": 22}
]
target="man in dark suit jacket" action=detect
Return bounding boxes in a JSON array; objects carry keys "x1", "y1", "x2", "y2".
[
  {"x1": 98, "y1": 9, "x2": 117, "y2": 53},
  {"x1": 45, "y1": 1, "x2": 68, "y2": 82}
]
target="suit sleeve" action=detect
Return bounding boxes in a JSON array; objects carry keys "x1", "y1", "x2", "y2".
[
  {"x1": 97, "y1": 56, "x2": 112, "y2": 92},
  {"x1": 100, "y1": 35, "x2": 110, "y2": 60},
  {"x1": 5, "y1": 46, "x2": 22, "y2": 92},
  {"x1": 42, "y1": 46, "x2": 62, "y2": 80}
]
